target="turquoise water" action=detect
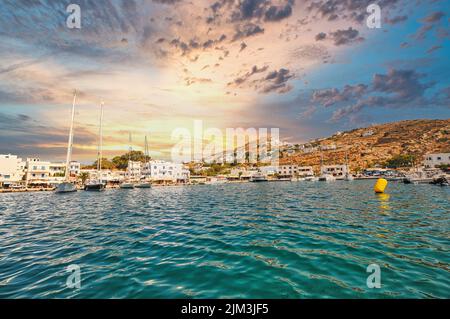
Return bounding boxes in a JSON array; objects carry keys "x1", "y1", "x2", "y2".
[{"x1": 0, "y1": 180, "x2": 448, "y2": 298}]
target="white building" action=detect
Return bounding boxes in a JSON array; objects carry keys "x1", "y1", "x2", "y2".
[
  {"x1": 81, "y1": 169, "x2": 125, "y2": 183},
  {"x1": 143, "y1": 160, "x2": 190, "y2": 182},
  {"x1": 362, "y1": 130, "x2": 374, "y2": 137},
  {"x1": 424, "y1": 153, "x2": 450, "y2": 168},
  {"x1": 126, "y1": 161, "x2": 142, "y2": 179},
  {"x1": 0, "y1": 154, "x2": 25, "y2": 186},
  {"x1": 69, "y1": 161, "x2": 81, "y2": 176},
  {"x1": 321, "y1": 165, "x2": 348, "y2": 178},
  {"x1": 25, "y1": 158, "x2": 74, "y2": 186},
  {"x1": 297, "y1": 166, "x2": 315, "y2": 177},
  {"x1": 259, "y1": 166, "x2": 278, "y2": 176},
  {"x1": 25, "y1": 158, "x2": 51, "y2": 185},
  {"x1": 278, "y1": 165, "x2": 299, "y2": 177}
]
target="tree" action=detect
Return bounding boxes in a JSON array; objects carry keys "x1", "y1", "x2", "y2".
[
  {"x1": 93, "y1": 158, "x2": 116, "y2": 170},
  {"x1": 79, "y1": 172, "x2": 89, "y2": 184},
  {"x1": 112, "y1": 151, "x2": 150, "y2": 169},
  {"x1": 384, "y1": 154, "x2": 417, "y2": 168}
]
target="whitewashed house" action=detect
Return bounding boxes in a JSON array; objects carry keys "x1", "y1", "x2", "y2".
[
  {"x1": 424, "y1": 153, "x2": 450, "y2": 168},
  {"x1": 0, "y1": 154, "x2": 25, "y2": 187}
]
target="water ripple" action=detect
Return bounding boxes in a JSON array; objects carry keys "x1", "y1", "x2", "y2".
[{"x1": 0, "y1": 181, "x2": 449, "y2": 298}]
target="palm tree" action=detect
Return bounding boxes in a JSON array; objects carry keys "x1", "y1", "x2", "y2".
[{"x1": 79, "y1": 172, "x2": 89, "y2": 184}]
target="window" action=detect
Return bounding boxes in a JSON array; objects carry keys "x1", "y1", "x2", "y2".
[{"x1": 437, "y1": 157, "x2": 441, "y2": 160}]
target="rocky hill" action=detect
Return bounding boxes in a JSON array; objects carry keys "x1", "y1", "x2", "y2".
[{"x1": 280, "y1": 119, "x2": 450, "y2": 172}]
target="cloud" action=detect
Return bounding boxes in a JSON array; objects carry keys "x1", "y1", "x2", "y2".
[
  {"x1": 328, "y1": 27, "x2": 364, "y2": 46},
  {"x1": 322, "y1": 69, "x2": 438, "y2": 121},
  {"x1": 421, "y1": 11, "x2": 445, "y2": 23},
  {"x1": 315, "y1": 32, "x2": 327, "y2": 41},
  {"x1": 372, "y1": 69, "x2": 431, "y2": 101},
  {"x1": 232, "y1": 23, "x2": 265, "y2": 41},
  {"x1": 0, "y1": 111, "x2": 97, "y2": 159},
  {"x1": 152, "y1": 0, "x2": 182, "y2": 4},
  {"x1": 312, "y1": 84, "x2": 368, "y2": 107},
  {"x1": 228, "y1": 65, "x2": 269, "y2": 86},
  {"x1": 230, "y1": 0, "x2": 294, "y2": 22},
  {"x1": 413, "y1": 11, "x2": 446, "y2": 40},
  {"x1": 184, "y1": 77, "x2": 213, "y2": 86},
  {"x1": 260, "y1": 68, "x2": 294, "y2": 93},
  {"x1": 306, "y1": 0, "x2": 402, "y2": 24},
  {"x1": 264, "y1": 3, "x2": 294, "y2": 21},
  {"x1": 426, "y1": 45, "x2": 442, "y2": 54},
  {"x1": 227, "y1": 66, "x2": 294, "y2": 94},
  {"x1": 384, "y1": 15, "x2": 408, "y2": 25}
]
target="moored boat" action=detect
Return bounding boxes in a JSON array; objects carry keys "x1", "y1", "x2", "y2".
[
  {"x1": 250, "y1": 172, "x2": 268, "y2": 182},
  {"x1": 318, "y1": 174, "x2": 336, "y2": 181},
  {"x1": 84, "y1": 101, "x2": 105, "y2": 192},
  {"x1": 120, "y1": 182, "x2": 135, "y2": 189},
  {"x1": 135, "y1": 182, "x2": 152, "y2": 188},
  {"x1": 84, "y1": 181, "x2": 105, "y2": 191},
  {"x1": 56, "y1": 91, "x2": 78, "y2": 194}
]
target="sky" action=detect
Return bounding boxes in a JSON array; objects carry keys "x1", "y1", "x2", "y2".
[{"x1": 0, "y1": 0, "x2": 449, "y2": 163}]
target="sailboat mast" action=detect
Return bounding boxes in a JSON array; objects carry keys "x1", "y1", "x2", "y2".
[
  {"x1": 145, "y1": 135, "x2": 149, "y2": 158},
  {"x1": 64, "y1": 91, "x2": 77, "y2": 181},
  {"x1": 97, "y1": 101, "x2": 104, "y2": 175}
]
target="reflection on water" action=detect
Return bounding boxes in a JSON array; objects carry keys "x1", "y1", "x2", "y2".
[
  {"x1": 0, "y1": 180, "x2": 448, "y2": 298},
  {"x1": 376, "y1": 193, "x2": 391, "y2": 215}
]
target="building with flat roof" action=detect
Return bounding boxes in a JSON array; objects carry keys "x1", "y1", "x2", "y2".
[
  {"x1": 321, "y1": 165, "x2": 348, "y2": 178},
  {"x1": 424, "y1": 153, "x2": 450, "y2": 168},
  {"x1": 143, "y1": 160, "x2": 190, "y2": 182},
  {"x1": 0, "y1": 154, "x2": 25, "y2": 187}
]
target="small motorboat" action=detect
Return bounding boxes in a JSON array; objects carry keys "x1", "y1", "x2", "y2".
[
  {"x1": 84, "y1": 180, "x2": 105, "y2": 191},
  {"x1": 120, "y1": 182, "x2": 135, "y2": 189},
  {"x1": 430, "y1": 176, "x2": 449, "y2": 186},
  {"x1": 56, "y1": 182, "x2": 77, "y2": 193},
  {"x1": 318, "y1": 174, "x2": 336, "y2": 182},
  {"x1": 250, "y1": 172, "x2": 268, "y2": 182},
  {"x1": 135, "y1": 182, "x2": 152, "y2": 188},
  {"x1": 344, "y1": 173, "x2": 354, "y2": 181}
]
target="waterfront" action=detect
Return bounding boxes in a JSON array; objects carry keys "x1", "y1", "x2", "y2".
[{"x1": 0, "y1": 180, "x2": 448, "y2": 298}]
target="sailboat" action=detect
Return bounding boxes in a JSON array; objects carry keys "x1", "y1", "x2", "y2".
[
  {"x1": 56, "y1": 91, "x2": 78, "y2": 193},
  {"x1": 344, "y1": 151, "x2": 354, "y2": 181},
  {"x1": 120, "y1": 132, "x2": 135, "y2": 189},
  {"x1": 136, "y1": 135, "x2": 152, "y2": 188},
  {"x1": 318, "y1": 152, "x2": 336, "y2": 181},
  {"x1": 85, "y1": 101, "x2": 106, "y2": 191}
]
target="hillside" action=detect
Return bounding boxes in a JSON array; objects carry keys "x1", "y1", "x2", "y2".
[{"x1": 280, "y1": 119, "x2": 450, "y2": 172}]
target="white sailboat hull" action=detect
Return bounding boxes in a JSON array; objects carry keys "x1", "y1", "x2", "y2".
[
  {"x1": 120, "y1": 182, "x2": 135, "y2": 189},
  {"x1": 56, "y1": 182, "x2": 77, "y2": 193},
  {"x1": 135, "y1": 182, "x2": 152, "y2": 188}
]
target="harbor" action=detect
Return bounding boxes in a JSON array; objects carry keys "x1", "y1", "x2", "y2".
[{"x1": 0, "y1": 180, "x2": 448, "y2": 298}]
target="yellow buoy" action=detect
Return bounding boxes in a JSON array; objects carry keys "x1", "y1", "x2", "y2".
[{"x1": 374, "y1": 178, "x2": 388, "y2": 193}]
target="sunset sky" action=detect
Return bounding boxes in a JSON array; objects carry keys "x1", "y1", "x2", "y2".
[{"x1": 0, "y1": 0, "x2": 449, "y2": 163}]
